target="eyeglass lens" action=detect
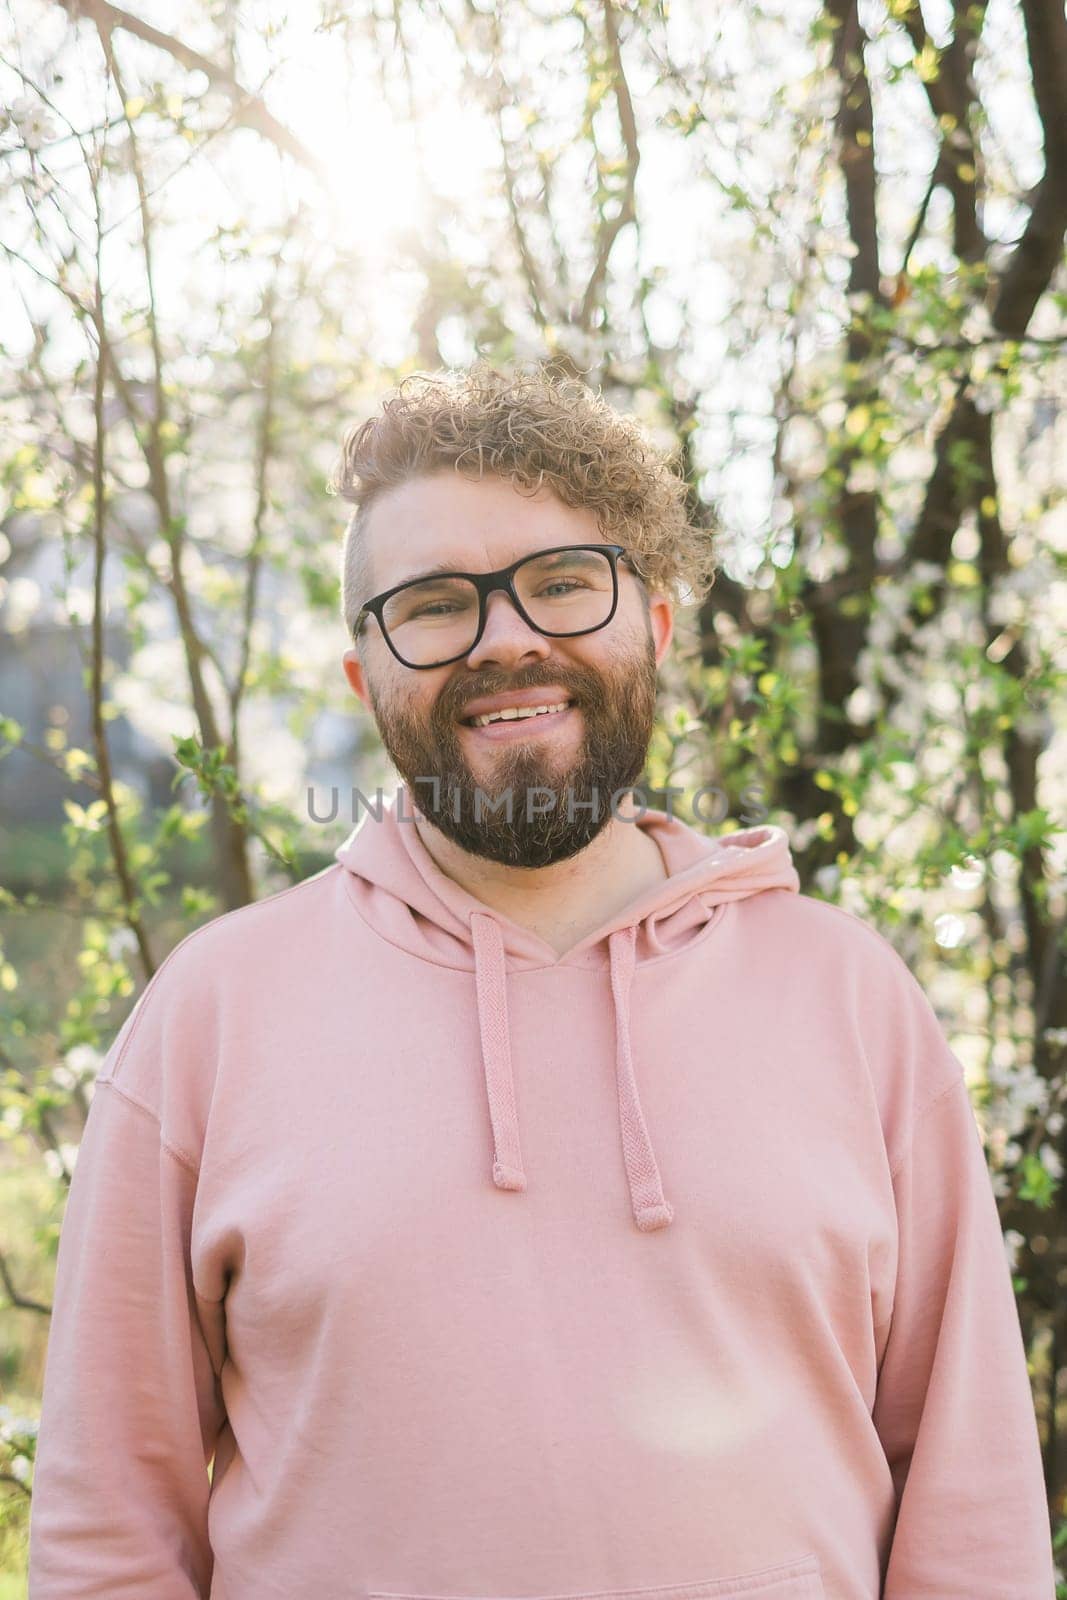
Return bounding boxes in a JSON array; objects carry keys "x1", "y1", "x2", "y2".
[{"x1": 380, "y1": 548, "x2": 617, "y2": 667}]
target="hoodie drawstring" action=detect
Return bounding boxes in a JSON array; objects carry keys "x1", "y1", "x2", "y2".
[
  {"x1": 468, "y1": 911, "x2": 673, "y2": 1232},
  {"x1": 607, "y1": 925, "x2": 675, "y2": 1232},
  {"x1": 470, "y1": 911, "x2": 527, "y2": 1192}
]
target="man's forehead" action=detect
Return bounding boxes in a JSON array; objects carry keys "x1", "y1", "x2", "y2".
[{"x1": 363, "y1": 472, "x2": 602, "y2": 592}]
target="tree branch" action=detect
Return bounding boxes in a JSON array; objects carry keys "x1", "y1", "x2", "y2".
[
  {"x1": 86, "y1": 119, "x2": 157, "y2": 980},
  {"x1": 52, "y1": 0, "x2": 326, "y2": 182},
  {"x1": 577, "y1": 0, "x2": 640, "y2": 332},
  {"x1": 94, "y1": 25, "x2": 254, "y2": 910},
  {"x1": 992, "y1": 0, "x2": 1067, "y2": 333},
  {"x1": 0, "y1": 1250, "x2": 52, "y2": 1318}
]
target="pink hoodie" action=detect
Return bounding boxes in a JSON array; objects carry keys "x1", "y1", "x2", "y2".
[{"x1": 28, "y1": 786, "x2": 1054, "y2": 1598}]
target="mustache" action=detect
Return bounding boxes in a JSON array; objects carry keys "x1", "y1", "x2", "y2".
[{"x1": 434, "y1": 668, "x2": 598, "y2": 723}]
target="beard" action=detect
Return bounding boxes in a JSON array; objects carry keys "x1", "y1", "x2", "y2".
[{"x1": 364, "y1": 625, "x2": 659, "y2": 868}]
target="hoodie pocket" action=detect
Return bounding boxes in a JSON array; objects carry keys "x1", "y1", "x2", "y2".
[{"x1": 368, "y1": 1552, "x2": 826, "y2": 1600}]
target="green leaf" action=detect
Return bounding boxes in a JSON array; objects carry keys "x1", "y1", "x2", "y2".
[{"x1": 1018, "y1": 1153, "x2": 1056, "y2": 1209}]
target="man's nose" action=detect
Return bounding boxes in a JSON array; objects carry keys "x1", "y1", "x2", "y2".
[{"x1": 464, "y1": 588, "x2": 552, "y2": 671}]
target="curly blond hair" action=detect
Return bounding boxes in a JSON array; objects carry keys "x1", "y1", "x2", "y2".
[{"x1": 329, "y1": 360, "x2": 718, "y2": 640}]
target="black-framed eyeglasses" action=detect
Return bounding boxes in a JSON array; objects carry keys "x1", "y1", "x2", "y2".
[{"x1": 352, "y1": 542, "x2": 643, "y2": 670}]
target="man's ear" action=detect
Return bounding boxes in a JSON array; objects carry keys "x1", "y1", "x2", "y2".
[
  {"x1": 341, "y1": 646, "x2": 373, "y2": 714},
  {"x1": 648, "y1": 591, "x2": 674, "y2": 667}
]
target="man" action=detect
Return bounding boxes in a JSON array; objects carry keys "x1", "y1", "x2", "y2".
[{"x1": 28, "y1": 363, "x2": 1054, "y2": 1599}]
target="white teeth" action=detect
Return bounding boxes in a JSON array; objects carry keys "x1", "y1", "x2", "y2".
[{"x1": 471, "y1": 701, "x2": 570, "y2": 727}]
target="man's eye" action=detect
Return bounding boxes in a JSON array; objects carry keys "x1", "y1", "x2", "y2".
[
  {"x1": 538, "y1": 580, "x2": 587, "y2": 596},
  {"x1": 411, "y1": 601, "x2": 460, "y2": 618}
]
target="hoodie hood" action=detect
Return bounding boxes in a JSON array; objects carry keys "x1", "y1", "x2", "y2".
[{"x1": 335, "y1": 784, "x2": 799, "y2": 1232}]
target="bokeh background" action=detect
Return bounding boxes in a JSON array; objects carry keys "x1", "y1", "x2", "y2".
[{"x1": 1, "y1": 0, "x2": 1066, "y2": 1591}]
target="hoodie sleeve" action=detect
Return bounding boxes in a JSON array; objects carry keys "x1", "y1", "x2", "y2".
[
  {"x1": 28, "y1": 992, "x2": 227, "y2": 1598},
  {"x1": 872, "y1": 1069, "x2": 1055, "y2": 1598}
]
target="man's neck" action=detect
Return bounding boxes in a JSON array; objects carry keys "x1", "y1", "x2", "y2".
[{"x1": 412, "y1": 795, "x2": 669, "y2": 958}]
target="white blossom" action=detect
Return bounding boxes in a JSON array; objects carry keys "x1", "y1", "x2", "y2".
[
  {"x1": 1038, "y1": 1143, "x2": 1063, "y2": 1179},
  {"x1": 877, "y1": 654, "x2": 910, "y2": 691},
  {"x1": 1007, "y1": 553, "x2": 1057, "y2": 599},
  {"x1": 61, "y1": 1036, "x2": 103, "y2": 1088},
  {"x1": 986, "y1": 585, "x2": 1018, "y2": 627},
  {"x1": 961, "y1": 303, "x2": 993, "y2": 341},
  {"x1": 26, "y1": 171, "x2": 57, "y2": 201},
  {"x1": 866, "y1": 611, "x2": 897, "y2": 652},
  {"x1": 5, "y1": 94, "x2": 57, "y2": 151},
  {"x1": 1015, "y1": 709, "x2": 1053, "y2": 744},
  {"x1": 814, "y1": 865, "x2": 840, "y2": 896},
  {"x1": 789, "y1": 817, "x2": 821, "y2": 852},
  {"x1": 846, "y1": 459, "x2": 880, "y2": 494},
  {"x1": 107, "y1": 925, "x2": 139, "y2": 960},
  {"x1": 972, "y1": 383, "x2": 998, "y2": 415},
  {"x1": 44, "y1": 1143, "x2": 82, "y2": 1180}
]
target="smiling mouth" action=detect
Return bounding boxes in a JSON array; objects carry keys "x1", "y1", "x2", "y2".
[{"x1": 459, "y1": 698, "x2": 575, "y2": 729}]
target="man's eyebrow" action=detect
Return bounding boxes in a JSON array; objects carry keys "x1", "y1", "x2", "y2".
[
  {"x1": 388, "y1": 548, "x2": 592, "y2": 591},
  {"x1": 390, "y1": 559, "x2": 470, "y2": 588}
]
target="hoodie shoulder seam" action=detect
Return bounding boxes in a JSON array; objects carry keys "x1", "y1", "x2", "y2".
[
  {"x1": 91, "y1": 1076, "x2": 202, "y2": 1177},
  {"x1": 887, "y1": 1074, "x2": 968, "y2": 1183}
]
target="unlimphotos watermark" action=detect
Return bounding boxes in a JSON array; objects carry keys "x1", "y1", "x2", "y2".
[{"x1": 306, "y1": 781, "x2": 769, "y2": 828}]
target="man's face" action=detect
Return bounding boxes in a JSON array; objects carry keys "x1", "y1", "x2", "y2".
[{"x1": 341, "y1": 470, "x2": 674, "y2": 867}]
